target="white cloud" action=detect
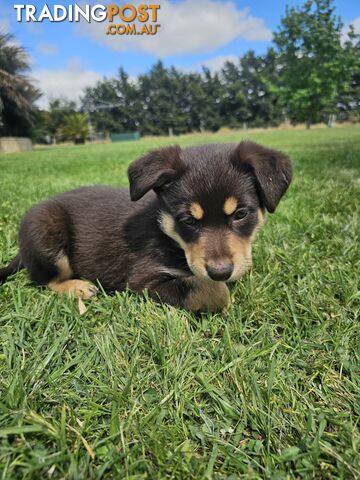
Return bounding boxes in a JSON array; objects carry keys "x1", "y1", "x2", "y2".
[
  {"x1": 200, "y1": 55, "x2": 238, "y2": 72},
  {"x1": 37, "y1": 42, "x2": 58, "y2": 55},
  {"x1": 67, "y1": 58, "x2": 83, "y2": 70},
  {"x1": 32, "y1": 60, "x2": 103, "y2": 108},
  {"x1": 342, "y1": 16, "x2": 360, "y2": 43},
  {"x1": 349, "y1": 16, "x2": 360, "y2": 33},
  {"x1": 77, "y1": 0, "x2": 272, "y2": 57}
]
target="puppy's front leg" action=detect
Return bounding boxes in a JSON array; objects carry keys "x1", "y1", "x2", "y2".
[
  {"x1": 145, "y1": 275, "x2": 231, "y2": 312},
  {"x1": 184, "y1": 277, "x2": 231, "y2": 312}
]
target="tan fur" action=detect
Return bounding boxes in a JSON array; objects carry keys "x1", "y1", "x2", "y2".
[
  {"x1": 223, "y1": 196, "x2": 237, "y2": 215},
  {"x1": 190, "y1": 202, "x2": 204, "y2": 220},
  {"x1": 248, "y1": 209, "x2": 266, "y2": 243},
  {"x1": 160, "y1": 212, "x2": 208, "y2": 278},
  {"x1": 226, "y1": 210, "x2": 265, "y2": 280},
  {"x1": 257, "y1": 208, "x2": 265, "y2": 228},
  {"x1": 160, "y1": 209, "x2": 266, "y2": 282},
  {"x1": 48, "y1": 279, "x2": 98, "y2": 299},
  {"x1": 185, "y1": 236, "x2": 208, "y2": 278},
  {"x1": 185, "y1": 277, "x2": 230, "y2": 312},
  {"x1": 55, "y1": 253, "x2": 72, "y2": 281},
  {"x1": 227, "y1": 234, "x2": 253, "y2": 280},
  {"x1": 159, "y1": 212, "x2": 187, "y2": 250}
]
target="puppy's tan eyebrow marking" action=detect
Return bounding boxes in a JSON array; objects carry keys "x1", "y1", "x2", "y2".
[
  {"x1": 190, "y1": 202, "x2": 204, "y2": 220},
  {"x1": 223, "y1": 197, "x2": 237, "y2": 215}
]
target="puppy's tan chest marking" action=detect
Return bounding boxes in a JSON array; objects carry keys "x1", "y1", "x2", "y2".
[
  {"x1": 257, "y1": 208, "x2": 265, "y2": 227},
  {"x1": 159, "y1": 212, "x2": 187, "y2": 250},
  {"x1": 190, "y1": 202, "x2": 204, "y2": 220},
  {"x1": 223, "y1": 197, "x2": 237, "y2": 216}
]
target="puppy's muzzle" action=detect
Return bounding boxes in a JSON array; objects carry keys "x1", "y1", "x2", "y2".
[{"x1": 206, "y1": 261, "x2": 233, "y2": 281}]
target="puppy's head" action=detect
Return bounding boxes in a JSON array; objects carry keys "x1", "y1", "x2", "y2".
[{"x1": 128, "y1": 141, "x2": 292, "y2": 282}]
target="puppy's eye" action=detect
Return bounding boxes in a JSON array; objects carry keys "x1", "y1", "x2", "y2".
[
  {"x1": 233, "y1": 208, "x2": 248, "y2": 221},
  {"x1": 180, "y1": 215, "x2": 198, "y2": 227}
]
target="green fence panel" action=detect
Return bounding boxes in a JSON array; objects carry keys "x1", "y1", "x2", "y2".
[{"x1": 110, "y1": 132, "x2": 140, "y2": 142}]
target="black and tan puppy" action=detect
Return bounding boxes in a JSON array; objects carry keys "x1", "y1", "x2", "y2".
[{"x1": 0, "y1": 141, "x2": 292, "y2": 311}]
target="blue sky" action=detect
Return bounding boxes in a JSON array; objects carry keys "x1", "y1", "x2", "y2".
[{"x1": 1, "y1": 0, "x2": 359, "y2": 107}]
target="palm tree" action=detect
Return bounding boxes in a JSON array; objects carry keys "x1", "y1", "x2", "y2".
[
  {"x1": 58, "y1": 114, "x2": 89, "y2": 144},
  {"x1": 0, "y1": 31, "x2": 41, "y2": 136}
]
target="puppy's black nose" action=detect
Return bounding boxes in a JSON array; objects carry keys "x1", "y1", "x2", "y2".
[{"x1": 206, "y1": 262, "x2": 233, "y2": 281}]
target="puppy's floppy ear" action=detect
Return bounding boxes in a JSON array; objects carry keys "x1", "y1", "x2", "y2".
[
  {"x1": 128, "y1": 145, "x2": 185, "y2": 201},
  {"x1": 232, "y1": 141, "x2": 293, "y2": 213}
]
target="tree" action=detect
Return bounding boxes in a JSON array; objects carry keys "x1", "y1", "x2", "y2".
[
  {"x1": 82, "y1": 79, "x2": 121, "y2": 133},
  {"x1": 31, "y1": 110, "x2": 52, "y2": 144},
  {"x1": 58, "y1": 114, "x2": 89, "y2": 144},
  {"x1": 220, "y1": 50, "x2": 282, "y2": 128},
  {"x1": 82, "y1": 68, "x2": 140, "y2": 134},
  {"x1": 220, "y1": 60, "x2": 250, "y2": 128},
  {"x1": 273, "y1": 0, "x2": 359, "y2": 127},
  {"x1": 32, "y1": 99, "x2": 77, "y2": 144},
  {"x1": 240, "y1": 49, "x2": 283, "y2": 127},
  {"x1": 181, "y1": 70, "x2": 221, "y2": 133},
  {"x1": 200, "y1": 69, "x2": 223, "y2": 131},
  {"x1": 47, "y1": 99, "x2": 77, "y2": 136},
  {"x1": 336, "y1": 31, "x2": 360, "y2": 123},
  {"x1": 137, "y1": 61, "x2": 188, "y2": 135},
  {"x1": 0, "y1": 32, "x2": 41, "y2": 136}
]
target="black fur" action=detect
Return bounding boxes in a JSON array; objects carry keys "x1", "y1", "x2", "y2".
[
  {"x1": 0, "y1": 141, "x2": 292, "y2": 310},
  {"x1": 0, "y1": 254, "x2": 22, "y2": 284}
]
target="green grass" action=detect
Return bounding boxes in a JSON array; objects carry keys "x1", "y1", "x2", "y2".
[{"x1": 0, "y1": 126, "x2": 359, "y2": 479}]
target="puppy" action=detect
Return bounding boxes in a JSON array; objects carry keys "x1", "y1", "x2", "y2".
[{"x1": 0, "y1": 141, "x2": 292, "y2": 311}]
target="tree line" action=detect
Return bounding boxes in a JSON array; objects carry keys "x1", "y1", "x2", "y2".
[
  {"x1": 1, "y1": 0, "x2": 359, "y2": 142},
  {"x1": 82, "y1": 50, "x2": 283, "y2": 136}
]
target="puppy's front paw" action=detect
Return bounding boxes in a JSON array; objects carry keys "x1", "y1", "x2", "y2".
[
  {"x1": 72, "y1": 280, "x2": 98, "y2": 300},
  {"x1": 49, "y1": 279, "x2": 98, "y2": 299},
  {"x1": 185, "y1": 278, "x2": 230, "y2": 312}
]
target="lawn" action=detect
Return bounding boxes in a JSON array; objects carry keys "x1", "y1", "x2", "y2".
[{"x1": 0, "y1": 126, "x2": 359, "y2": 479}]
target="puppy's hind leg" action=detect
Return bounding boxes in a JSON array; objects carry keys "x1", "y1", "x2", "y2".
[
  {"x1": 48, "y1": 255, "x2": 98, "y2": 315},
  {"x1": 19, "y1": 201, "x2": 98, "y2": 300}
]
